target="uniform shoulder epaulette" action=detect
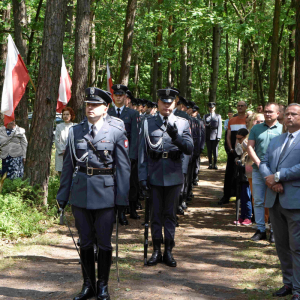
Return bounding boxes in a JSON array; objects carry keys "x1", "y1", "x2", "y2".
[
  {"x1": 110, "y1": 116, "x2": 124, "y2": 123},
  {"x1": 109, "y1": 122, "x2": 124, "y2": 131},
  {"x1": 73, "y1": 121, "x2": 85, "y2": 128},
  {"x1": 176, "y1": 115, "x2": 186, "y2": 121}
]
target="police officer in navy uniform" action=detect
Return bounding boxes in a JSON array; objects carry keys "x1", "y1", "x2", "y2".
[
  {"x1": 57, "y1": 87, "x2": 130, "y2": 300},
  {"x1": 139, "y1": 88, "x2": 193, "y2": 267},
  {"x1": 204, "y1": 102, "x2": 222, "y2": 169},
  {"x1": 191, "y1": 105, "x2": 205, "y2": 185},
  {"x1": 107, "y1": 84, "x2": 140, "y2": 223}
]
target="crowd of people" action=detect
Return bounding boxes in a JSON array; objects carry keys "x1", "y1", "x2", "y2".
[
  {"x1": 1, "y1": 86, "x2": 299, "y2": 300},
  {"x1": 220, "y1": 101, "x2": 300, "y2": 300}
]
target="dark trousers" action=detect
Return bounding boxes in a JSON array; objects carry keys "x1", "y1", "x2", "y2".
[
  {"x1": 270, "y1": 197, "x2": 300, "y2": 294},
  {"x1": 240, "y1": 182, "x2": 252, "y2": 220},
  {"x1": 184, "y1": 161, "x2": 194, "y2": 197},
  {"x1": 72, "y1": 205, "x2": 115, "y2": 251},
  {"x1": 129, "y1": 159, "x2": 138, "y2": 203},
  {"x1": 223, "y1": 152, "x2": 236, "y2": 200},
  {"x1": 206, "y1": 139, "x2": 219, "y2": 164},
  {"x1": 193, "y1": 156, "x2": 200, "y2": 182},
  {"x1": 150, "y1": 184, "x2": 182, "y2": 240}
]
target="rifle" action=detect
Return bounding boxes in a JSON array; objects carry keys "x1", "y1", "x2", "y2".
[{"x1": 143, "y1": 191, "x2": 150, "y2": 266}]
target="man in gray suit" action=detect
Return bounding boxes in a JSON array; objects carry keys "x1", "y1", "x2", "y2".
[
  {"x1": 139, "y1": 88, "x2": 193, "y2": 267},
  {"x1": 204, "y1": 102, "x2": 222, "y2": 169},
  {"x1": 260, "y1": 103, "x2": 300, "y2": 300},
  {"x1": 57, "y1": 87, "x2": 130, "y2": 300}
]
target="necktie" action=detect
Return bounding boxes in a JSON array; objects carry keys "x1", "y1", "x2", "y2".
[
  {"x1": 163, "y1": 116, "x2": 168, "y2": 127},
  {"x1": 90, "y1": 125, "x2": 96, "y2": 139},
  {"x1": 277, "y1": 133, "x2": 293, "y2": 168},
  {"x1": 117, "y1": 108, "x2": 121, "y2": 118}
]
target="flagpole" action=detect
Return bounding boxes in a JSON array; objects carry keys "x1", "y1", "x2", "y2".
[{"x1": 29, "y1": 75, "x2": 36, "y2": 92}]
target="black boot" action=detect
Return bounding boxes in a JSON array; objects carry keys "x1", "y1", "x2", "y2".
[
  {"x1": 119, "y1": 211, "x2": 129, "y2": 225},
  {"x1": 129, "y1": 201, "x2": 140, "y2": 219},
  {"x1": 147, "y1": 239, "x2": 163, "y2": 266},
  {"x1": 181, "y1": 194, "x2": 187, "y2": 210},
  {"x1": 208, "y1": 164, "x2": 213, "y2": 169},
  {"x1": 177, "y1": 205, "x2": 184, "y2": 215},
  {"x1": 97, "y1": 249, "x2": 112, "y2": 300},
  {"x1": 136, "y1": 201, "x2": 142, "y2": 210},
  {"x1": 163, "y1": 239, "x2": 177, "y2": 267},
  {"x1": 213, "y1": 161, "x2": 218, "y2": 169},
  {"x1": 73, "y1": 247, "x2": 96, "y2": 300}
]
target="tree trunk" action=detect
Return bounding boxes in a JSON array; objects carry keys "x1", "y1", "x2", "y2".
[
  {"x1": 167, "y1": 15, "x2": 173, "y2": 87},
  {"x1": 187, "y1": 48, "x2": 192, "y2": 100},
  {"x1": 89, "y1": 5, "x2": 96, "y2": 86},
  {"x1": 225, "y1": 33, "x2": 231, "y2": 99},
  {"x1": 68, "y1": 0, "x2": 91, "y2": 122},
  {"x1": 233, "y1": 38, "x2": 241, "y2": 92},
  {"x1": 134, "y1": 56, "x2": 139, "y2": 97},
  {"x1": 209, "y1": 24, "x2": 221, "y2": 103},
  {"x1": 152, "y1": 0, "x2": 163, "y2": 100},
  {"x1": 12, "y1": 0, "x2": 29, "y2": 134},
  {"x1": 66, "y1": 0, "x2": 74, "y2": 37},
  {"x1": 157, "y1": 9, "x2": 163, "y2": 90},
  {"x1": 24, "y1": 0, "x2": 68, "y2": 204},
  {"x1": 269, "y1": 0, "x2": 281, "y2": 102},
  {"x1": 255, "y1": 60, "x2": 265, "y2": 105},
  {"x1": 0, "y1": 4, "x2": 11, "y2": 98},
  {"x1": 180, "y1": 38, "x2": 187, "y2": 97},
  {"x1": 294, "y1": 0, "x2": 300, "y2": 103},
  {"x1": 118, "y1": 0, "x2": 138, "y2": 85},
  {"x1": 288, "y1": 26, "x2": 295, "y2": 103}
]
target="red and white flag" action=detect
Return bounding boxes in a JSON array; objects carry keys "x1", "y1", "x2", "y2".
[
  {"x1": 56, "y1": 56, "x2": 72, "y2": 113},
  {"x1": 1, "y1": 34, "x2": 30, "y2": 126},
  {"x1": 107, "y1": 61, "x2": 114, "y2": 104}
]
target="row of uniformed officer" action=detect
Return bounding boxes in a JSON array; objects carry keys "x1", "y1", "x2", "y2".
[
  {"x1": 138, "y1": 88, "x2": 194, "y2": 267},
  {"x1": 57, "y1": 88, "x2": 130, "y2": 300},
  {"x1": 107, "y1": 84, "x2": 140, "y2": 224}
]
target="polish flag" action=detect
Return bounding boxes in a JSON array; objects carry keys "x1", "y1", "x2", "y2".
[
  {"x1": 56, "y1": 56, "x2": 72, "y2": 113},
  {"x1": 107, "y1": 61, "x2": 114, "y2": 104},
  {"x1": 1, "y1": 35, "x2": 30, "y2": 126}
]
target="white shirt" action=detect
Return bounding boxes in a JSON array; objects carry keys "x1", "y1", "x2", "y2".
[
  {"x1": 114, "y1": 105, "x2": 125, "y2": 115},
  {"x1": 88, "y1": 119, "x2": 104, "y2": 136},
  {"x1": 159, "y1": 113, "x2": 173, "y2": 123}
]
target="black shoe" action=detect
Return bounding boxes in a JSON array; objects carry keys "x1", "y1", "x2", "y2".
[
  {"x1": 97, "y1": 249, "x2": 112, "y2": 300},
  {"x1": 177, "y1": 205, "x2": 184, "y2": 215},
  {"x1": 181, "y1": 201, "x2": 187, "y2": 210},
  {"x1": 213, "y1": 164, "x2": 218, "y2": 170},
  {"x1": 272, "y1": 285, "x2": 292, "y2": 297},
  {"x1": 192, "y1": 180, "x2": 198, "y2": 186},
  {"x1": 163, "y1": 239, "x2": 176, "y2": 267},
  {"x1": 269, "y1": 232, "x2": 275, "y2": 243},
  {"x1": 73, "y1": 247, "x2": 96, "y2": 300},
  {"x1": 291, "y1": 295, "x2": 300, "y2": 300},
  {"x1": 119, "y1": 212, "x2": 129, "y2": 225},
  {"x1": 251, "y1": 230, "x2": 267, "y2": 241},
  {"x1": 208, "y1": 164, "x2": 213, "y2": 169},
  {"x1": 147, "y1": 239, "x2": 163, "y2": 266},
  {"x1": 218, "y1": 197, "x2": 229, "y2": 205},
  {"x1": 129, "y1": 202, "x2": 140, "y2": 219}
]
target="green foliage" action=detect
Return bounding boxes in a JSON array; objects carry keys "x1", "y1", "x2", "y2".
[{"x1": 0, "y1": 175, "x2": 59, "y2": 239}]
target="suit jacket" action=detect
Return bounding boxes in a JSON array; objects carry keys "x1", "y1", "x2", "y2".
[
  {"x1": 107, "y1": 106, "x2": 139, "y2": 160},
  {"x1": 139, "y1": 113, "x2": 193, "y2": 186},
  {"x1": 174, "y1": 109, "x2": 192, "y2": 173},
  {"x1": 57, "y1": 119, "x2": 130, "y2": 209},
  {"x1": 0, "y1": 125, "x2": 27, "y2": 159},
  {"x1": 259, "y1": 132, "x2": 300, "y2": 209},
  {"x1": 204, "y1": 113, "x2": 222, "y2": 140}
]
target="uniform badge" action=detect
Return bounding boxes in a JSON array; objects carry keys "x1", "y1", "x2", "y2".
[
  {"x1": 117, "y1": 84, "x2": 121, "y2": 89},
  {"x1": 166, "y1": 88, "x2": 170, "y2": 96},
  {"x1": 104, "y1": 150, "x2": 109, "y2": 156},
  {"x1": 124, "y1": 140, "x2": 128, "y2": 148},
  {"x1": 90, "y1": 87, "x2": 95, "y2": 95}
]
